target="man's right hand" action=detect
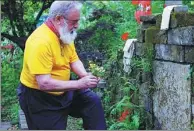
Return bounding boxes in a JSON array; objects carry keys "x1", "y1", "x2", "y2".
[{"x1": 77, "y1": 75, "x2": 99, "y2": 89}]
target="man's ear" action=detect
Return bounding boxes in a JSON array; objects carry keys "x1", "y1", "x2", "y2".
[{"x1": 55, "y1": 15, "x2": 61, "y2": 25}]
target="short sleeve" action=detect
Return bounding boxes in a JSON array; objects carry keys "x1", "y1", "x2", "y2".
[
  {"x1": 27, "y1": 38, "x2": 53, "y2": 74},
  {"x1": 70, "y1": 43, "x2": 79, "y2": 63}
]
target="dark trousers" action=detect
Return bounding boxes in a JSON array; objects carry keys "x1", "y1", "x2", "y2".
[{"x1": 17, "y1": 83, "x2": 106, "y2": 130}]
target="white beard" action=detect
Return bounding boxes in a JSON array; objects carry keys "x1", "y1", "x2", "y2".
[{"x1": 58, "y1": 25, "x2": 77, "y2": 45}]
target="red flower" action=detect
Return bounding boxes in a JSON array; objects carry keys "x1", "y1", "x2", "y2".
[
  {"x1": 139, "y1": 0, "x2": 151, "y2": 7},
  {"x1": 134, "y1": 0, "x2": 152, "y2": 24},
  {"x1": 118, "y1": 109, "x2": 130, "y2": 122},
  {"x1": 1, "y1": 44, "x2": 14, "y2": 50},
  {"x1": 131, "y1": 0, "x2": 139, "y2": 5},
  {"x1": 121, "y1": 32, "x2": 129, "y2": 41}
]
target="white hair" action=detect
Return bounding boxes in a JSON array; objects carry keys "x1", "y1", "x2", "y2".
[{"x1": 48, "y1": 1, "x2": 82, "y2": 19}]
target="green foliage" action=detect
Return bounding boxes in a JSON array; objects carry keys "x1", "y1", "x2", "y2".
[
  {"x1": 1, "y1": 46, "x2": 23, "y2": 123},
  {"x1": 79, "y1": 2, "x2": 141, "y2": 129},
  {"x1": 183, "y1": 0, "x2": 194, "y2": 13},
  {"x1": 109, "y1": 111, "x2": 140, "y2": 130},
  {"x1": 191, "y1": 120, "x2": 194, "y2": 130},
  {"x1": 132, "y1": 47, "x2": 154, "y2": 73},
  {"x1": 151, "y1": 1, "x2": 165, "y2": 14},
  {"x1": 78, "y1": 1, "x2": 163, "y2": 129},
  {"x1": 23, "y1": 1, "x2": 42, "y2": 23}
]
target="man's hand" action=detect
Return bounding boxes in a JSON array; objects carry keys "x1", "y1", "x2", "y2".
[{"x1": 77, "y1": 75, "x2": 99, "y2": 89}]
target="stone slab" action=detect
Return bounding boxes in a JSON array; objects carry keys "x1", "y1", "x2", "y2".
[
  {"x1": 19, "y1": 109, "x2": 28, "y2": 130},
  {"x1": 153, "y1": 61, "x2": 191, "y2": 130},
  {"x1": 168, "y1": 26, "x2": 194, "y2": 45},
  {"x1": 185, "y1": 46, "x2": 194, "y2": 63},
  {"x1": 173, "y1": 5, "x2": 188, "y2": 13},
  {"x1": 141, "y1": 72, "x2": 152, "y2": 83},
  {"x1": 155, "y1": 44, "x2": 184, "y2": 62},
  {"x1": 0, "y1": 122, "x2": 12, "y2": 130},
  {"x1": 145, "y1": 27, "x2": 167, "y2": 44},
  {"x1": 140, "y1": 15, "x2": 157, "y2": 23},
  {"x1": 134, "y1": 42, "x2": 144, "y2": 57},
  {"x1": 165, "y1": 0, "x2": 182, "y2": 6},
  {"x1": 192, "y1": 105, "x2": 194, "y2": 115},
  {"x1": 192, "y1": 69, "x2": 194, "y2": 95},
  {"x1": 170, "y1": 13, "x2": 194, "y2": 28},
  {"x1": 139, "y1": 82, "x2": 152, "y2": 113},
  {"x1": 137, "y1": 28, "x2": 145, "y2": 43}
]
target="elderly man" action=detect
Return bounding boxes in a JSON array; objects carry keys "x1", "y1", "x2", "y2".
[{"x1": 17, "y1": 1, "x2": 106, "y2": 130}]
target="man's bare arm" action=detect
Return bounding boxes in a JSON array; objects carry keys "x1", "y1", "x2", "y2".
[
  {"x1": 36, "y1": 74, "x2": 98, "y2": 92},
  {"x1": 70, "y1": 60, "x2": 88, "y2": 78}
]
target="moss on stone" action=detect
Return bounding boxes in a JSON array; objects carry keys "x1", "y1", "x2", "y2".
[
  {"x1": 145, "y1": 26, "x2": 160, "y2": 44},
  {"x1": 145, "y1": 26, "x2": 168, "y2": 44},
  {"x1": 170, "y1": 12, "x2": 194, "y2": 28},
  {"x1": 185, "y1": 47, "x2": 194, "y2": 63},
  {"x1": 155, "y1": 12, "x2": 194, "y2": 29},
  {"x1": 137, "y1": 28, "x2": 145, "y2": 43},
  {"x1": 191, "y1": 66, "x2": 194, "y2": 93},
  {"x1": 155, "y1": 14, "x2": 162, "y2": 28}
]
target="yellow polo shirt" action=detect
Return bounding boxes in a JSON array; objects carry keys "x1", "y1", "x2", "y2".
[{"x1": 20, "y1": 23, "x2": 79, "y2": 95}]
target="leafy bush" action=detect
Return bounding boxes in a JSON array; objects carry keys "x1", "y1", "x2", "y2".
[
  {"x1": 1, "y1": 46, "x2": 23, "y2": 123},
  {"x1": 76, "y1": 1, "x2": 166, "y2": 129}
]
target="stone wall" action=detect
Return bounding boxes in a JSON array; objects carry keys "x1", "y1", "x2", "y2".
[{"x1": 134, "y1": 6, "x2": 194, "y2": 130}]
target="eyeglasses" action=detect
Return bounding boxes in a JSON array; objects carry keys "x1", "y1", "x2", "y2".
[{"x1": 63, "y1": 17, "x2": 79, "y2": 26}]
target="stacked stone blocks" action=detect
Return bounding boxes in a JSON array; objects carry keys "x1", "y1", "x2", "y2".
[{"x1": 134, "y1": 6, "x2": 194, "y2": 130}]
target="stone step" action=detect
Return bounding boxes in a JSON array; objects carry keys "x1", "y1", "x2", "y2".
[
  {"x1": 19, "y1": 109, "x2": 28, "y2": 130},
  {"x1": 0, "y1": 122, "x2": 12, "y2": 130}
]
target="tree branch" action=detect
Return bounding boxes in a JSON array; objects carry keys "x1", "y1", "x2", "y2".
[
  {"x1": 35, "y1": 0, "x2": 52, "y2": 23},
  {"x1": 7, "y1": 0, "x2": 18, "y2": 37},
  {"x1": 35, "y1": 0, "x2": 46, "y2": 23},
  {"x1": 1, "y1": 33, "x2": 27, "y2": 51}
]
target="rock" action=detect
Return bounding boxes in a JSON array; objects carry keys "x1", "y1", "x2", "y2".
[
  {"x1": 192, "y1": 68, "x2": 194, "y2": 95},
  {"x1": 170, "y1": 13, "x2": 194, "y2": 28},
  {"x1": 134, "y1": 42, "x2": 144, "y2": 57},
  {"x1": 0, "y1": 122, "x2": 12, "y2": 130},
  {"x1": 168, "y1": 26, "x2": 194, "y2": 45},
  {"x1": 142, "y1": 23, "x2": 156, "y2": 30},
  {"x1": 173, "y1": 5, "x2": 188, "y2": 13},
  {"x1": 139, "y1": 82, "x2": 152, "y2": 112},
  {"x1": 140, "y1": 15, "x2": 157, "y2": 24},
  {"x1": 155, "y1": 14, "x2": 162, "y2": 28},
  {"x1": 141, "y1": 72, "x2": 152, "y2": 83},
  {"x1": 153, "y1": 60, "x2": 191, "y2": 130},
  {"x1": 155, "y1": 44, "x2": 184, "y2": 62},
  {"x1": 165, "y1": 0, "x2": 182, "y2": 6},
  {"x1": 185, "y1": 46, "x2": 194, "y2": 63},
  {"x1": 137, "y1": 28, "x2": 145, "y2": 43},
  {"x1": 145, "y1": 27, "x2": 167, "y2": 44}
]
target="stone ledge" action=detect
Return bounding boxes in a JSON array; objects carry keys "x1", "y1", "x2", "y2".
[
  {"x1": 19, "y1": 109, "x2": 28, "y2": 130},
  {"x1": 137, "y1": 28, "x2": 145, "y2": 43},
  {"x1": 173, "y1": 6, "x2": 188, "y2": 13},
  {"x1": 134, "y1": 42, "x2": 144, "y2": 57},
  {"x1": 185, "y1": 46, "x2": 194, "y2": 63},
  {"x1": 168, "y1": 26, "x2": 194, "y2": 45},
  {"x1": 145, "y1": 27, "x2": 167, "y2": 44},
  {"x1": 170, "y1": 13, "x2": 194, "y2": 29},
  {"x1": 140, "y1": 15, "x2": 157, "y2": 23},
  {"x1": 155, "y1": 44, "x2": 184, "y2": 62},
  {"x1": 153, "y1": 60, "x2": 191, "y2": 130}
]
